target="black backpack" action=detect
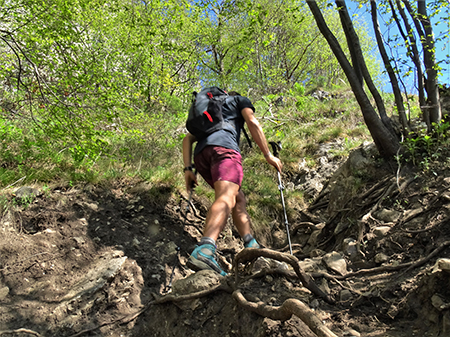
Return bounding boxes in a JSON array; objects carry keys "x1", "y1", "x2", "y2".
[{"x1": 186, "y1": 86, "x2": 252, "y2": 147}]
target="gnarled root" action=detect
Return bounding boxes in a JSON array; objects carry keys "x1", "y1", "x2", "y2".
[
  {"x1": 234, "y1": 248, "x2": 334, "y2": 304},
  {"x1": 233, "y1": 289, "x2": 338, "y2": 337}
]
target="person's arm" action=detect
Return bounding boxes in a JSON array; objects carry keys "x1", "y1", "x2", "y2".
[
  {"x1": 242, "y1": 107, "x2": 283, "y2": 172},
  {"x1": 182, "y1": 133, "x2": 198, "y2": 191}
]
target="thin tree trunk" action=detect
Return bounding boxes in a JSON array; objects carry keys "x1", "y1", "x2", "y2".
[
  {"x1": 335, "y1": 1, "x2": 363, "y2": 86},
  {"x1": 416, "y1": 0, "x2": 441, "y2": 124},
  {"x1": 370, "y1": 0, "x2": 411, "y2": 137},
  {"x1": 307, "y1": 1, "x2": 400, "y2": 158},
  {"x1": 335, "y1": 0, "x2": 396, "y2": 137},
  {"x1": 392, "y1": 0, "x2": 427, "y2": 125},
  {"x1": 402, "y1": 0, "x2": 441, "y2": 127}
]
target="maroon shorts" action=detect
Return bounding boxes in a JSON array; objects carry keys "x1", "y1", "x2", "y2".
[{"x1": 194, "y1": 146, "x2": 243, "y2": 188}]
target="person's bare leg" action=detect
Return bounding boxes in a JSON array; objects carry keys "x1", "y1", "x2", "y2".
[
  {"x1": 202, "y1": 180, "x2": 240, "y2": 241},
  {"x1": 232, "y1": 189, "x2": 252, "y2": 237}
]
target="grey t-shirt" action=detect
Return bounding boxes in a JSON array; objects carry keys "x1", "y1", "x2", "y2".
[{"x1": 194, "y1": 95, "x2": 255, "y2": 156}]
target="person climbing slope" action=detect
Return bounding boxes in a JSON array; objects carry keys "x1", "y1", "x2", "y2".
[{"x1": 182, "y1": 88, "x2": 282, "y2": 276}]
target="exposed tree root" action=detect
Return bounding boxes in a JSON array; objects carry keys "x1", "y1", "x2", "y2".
[
  {"x1": 0, "y1": 329, "x2": 41, "y2": 336},
  {"x1": 153, "y1": 283, "x2": 233, "y2": 304},
  {"x1": 234, "y1": 248, "x2": 334, "y2": 304},
  {"x1": 232, "y1": 289, "x2": 338, "y2": 337},
  {"x1": 311, "y1": 240, "x2": 450, "y2": 281},
  {"x1": 243, "y1": 267, "x2": 298, "y2": 282},
  {"x1": 403, "y1": 214, "x2": 448, "y2": 234},
  {"x1": 66, "y1": 282, "x2": 233, "y2": 337},
  {"x1": 274, "y1": 243, "x2": 304, "y2": 255},
  {"x1": 64, "y1": 240, "x2": 450, "y2": 337}
]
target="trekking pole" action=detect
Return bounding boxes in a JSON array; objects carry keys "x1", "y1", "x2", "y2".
[
  {"x1": 269, "y1": 141, "x2": 293, "y2": 255},
  {"x1": 164, "y1": 246, "x2": 180, "y2": 293},
  {"x1": 164, "y1": 169, "x2": 196, "y2": 294}
]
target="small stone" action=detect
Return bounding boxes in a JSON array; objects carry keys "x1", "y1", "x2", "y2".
[
  {"x1": 342, "y1": 238, "x2": 358, "y2": 257},
  {"x1": 0, "y1": 286, "x2": 10, "y2": 300},
  {"x1": 432, "y1": 258, "x2": 450, "y2": 273},
  {"x1": 264, "y1": 275, "x2": 274, "y2": 283},
  {"x1": 13, "y1": 186, "x2": 40, "y2": 202},
  {"x1": 310, "y1": 249, "x2": 325, "y2": 257},
  {"x1": 374, "y1": 253, "x2": 389, "y2": 264},
  {"x1": 431, "y1": 294, "x2": 446, "y2": 310},
  {"x1": 340, "y1": 289, "x2": 352, "y2": 302},
  {"x1": 323, "y1": 251, "x2": 348, "y2": 275},
  {"x1": 309, "y1": 299, "x2": 320, "y2": 309},
  {"x1": 374, "y1": 208, "x2": 401, "y2": 222},
  {"x1": 373, "y1": 226, "x2": 391, "y2": 238},
  {"x1": 132, "y1": 238, "x2": 140, "y2": 247}
]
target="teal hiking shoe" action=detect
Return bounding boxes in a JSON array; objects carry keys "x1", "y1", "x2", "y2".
[
  {"x1": 244, "y1": 238, "x2": 260, "y2": 249},
  {"x1": 187, "y1": 243, "x2": 227, "y2": 276}
]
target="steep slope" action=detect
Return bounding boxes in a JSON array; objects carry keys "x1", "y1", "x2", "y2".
[{"x1": 1, "y1": 141, "x2": 450, "y2": 337}]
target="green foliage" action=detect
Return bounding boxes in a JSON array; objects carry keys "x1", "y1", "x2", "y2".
[
  {"x1": 318, "y1": 127, "x2": 344, "y2": 143},
  {"x1": 401, "y1": 122, "x2": 450, "y2": 169},
  {"x1": 0, "y1": 0, "x2": 402, "y2": 233},
  {"x1": 291, "y1": 83, "x2": 306, "y2": 96}
]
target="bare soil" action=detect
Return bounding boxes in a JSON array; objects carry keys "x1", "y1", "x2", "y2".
[{"x1": 1, "y1": 150, "x2": 450, "y2": 337}]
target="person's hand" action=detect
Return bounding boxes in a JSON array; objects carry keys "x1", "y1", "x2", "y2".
[
  {"x1": 265, "y1": 153, "x2": 283, "y2": 172},
  {"x1": 185, "y1": 170, "x2": 197, "y2": 192}
]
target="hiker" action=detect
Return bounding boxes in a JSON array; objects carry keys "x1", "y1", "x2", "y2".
[{"x1": 182, "y1": 90, "x2": 283, "y2": 276}]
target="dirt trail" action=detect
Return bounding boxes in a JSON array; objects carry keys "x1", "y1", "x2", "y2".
[{"x1": 1, "y1": 147, "x2": 450, "y2": 336}]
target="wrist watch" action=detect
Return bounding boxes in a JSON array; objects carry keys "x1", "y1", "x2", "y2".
[{"x1": 183, "y1": 166, "x2": 193, "y2": 172}]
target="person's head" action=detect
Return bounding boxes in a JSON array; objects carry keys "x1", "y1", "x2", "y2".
[{"x1": 228, "y1": 91, "x2": 241, "y2": 97}]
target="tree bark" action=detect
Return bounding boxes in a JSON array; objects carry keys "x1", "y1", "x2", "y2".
[
  {"x1": 335, "y1": 0, "x2": 397, "y2": 137},
  {"x1": 307, "y1": 1, "x2": 400, "y2": 158},
  {"x1": 403, "y1": 0, "x2": 441, "y2": 127},
  {"x1": 371, "y1": 0, "x2": 411, "y2": 137},
  {"x1": 392, "y1": 0, "x2": 427, "y2": 125}
]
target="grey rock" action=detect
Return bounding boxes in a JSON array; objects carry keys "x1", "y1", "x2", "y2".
[
  {"x1": 340, "y1": 289, "x2": 353, "y2": 302},
  {"x1": 14, "y1": 186, "x2": 40, "y2": 201},
  {"x1": 373, "y1": 226, "x2": 391, "y2": 238},
  {"x1": 374, "y1": 208, "x2": 401, "y2": 223},
  {"x1": 374, "y1": 253, "x2": 389, "y2": 264},
  {"x1": 0, "y1": 286, "x2": 9, "y2": 300},
  {"x1": 323, "y1": 251, "x2": 348, "y2": 275},
  {"x1": 172, "y1": 269, "x2": 222, "y2": 295}
]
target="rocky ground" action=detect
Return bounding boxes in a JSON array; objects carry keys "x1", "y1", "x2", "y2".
[{"x1": 1, "y1": 140, "x2": 450, "y2": 337}]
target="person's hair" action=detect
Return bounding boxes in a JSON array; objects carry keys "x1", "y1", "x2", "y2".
[{"x1": 228, "y1": 91, "x2": 241, "y2": 97}]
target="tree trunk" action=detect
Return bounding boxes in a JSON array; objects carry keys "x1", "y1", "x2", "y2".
[
  {"x1": 392, "y1": 0, "x2": 427, "y2": 125},
  {"x1": 335, "y1": 0, "x2": 397, "y2": 138},
  {"x1": 371, "y1": 0, "x2": 411, "y2": 137},
  {"x1": 416, "y1": 0, "x2": 441, "y2": 125},
  {"x1": 403, "y1": 0, "x2": 441, "y2": 128},
  {"x1": 335, "y1": 1, "x2": 363, "y2": 87},
  {"x1": 307, "y1": 1, "x2": 400, "y2": 158}
]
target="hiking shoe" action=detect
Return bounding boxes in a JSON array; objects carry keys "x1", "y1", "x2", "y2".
[
  {"x1": 187, "y1": 244, "x2": 227, "y2": 276},
  {"x1": 244, "y1": 238, "x2": 260, "y2": 249}
]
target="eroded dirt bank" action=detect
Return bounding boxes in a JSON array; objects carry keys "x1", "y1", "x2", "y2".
[{"x1": 1, "y1": 144, "x2": 450, "y2": 337}]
